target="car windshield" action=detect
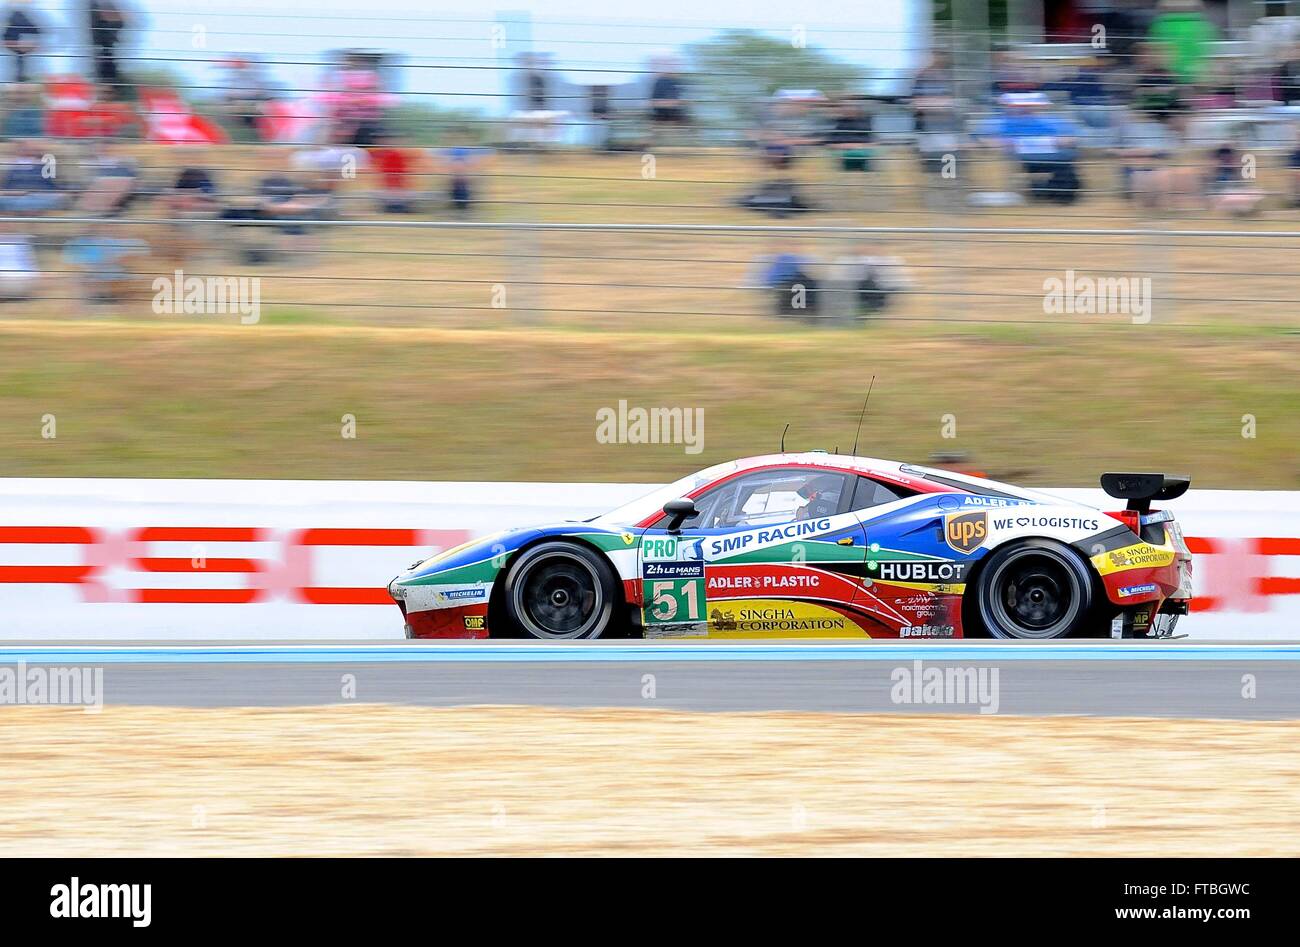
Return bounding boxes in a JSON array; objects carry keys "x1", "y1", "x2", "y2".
[{"x1": 591, "y1": 460, "x2": 741, "y2": 527}]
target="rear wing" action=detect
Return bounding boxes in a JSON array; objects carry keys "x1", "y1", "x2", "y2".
[{"x1": 1100, "y1": 472, "x2": 1191, "y2": 513}]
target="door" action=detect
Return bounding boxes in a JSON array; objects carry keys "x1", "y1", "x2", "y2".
[{"x1": 637, "y1": 466, "x2": 870, "y2": 637}]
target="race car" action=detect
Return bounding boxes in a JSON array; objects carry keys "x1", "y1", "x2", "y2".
[{"x1": 387, "y1": 453, "x2": 1193, "y2": 641}]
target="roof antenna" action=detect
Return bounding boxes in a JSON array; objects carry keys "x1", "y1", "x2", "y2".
[
  {"x1": 780, "y1": 422, "x2": 790, "y2": 453},
  {"x1": 850, "y1": 376, "x2": 875, "y2": 457}
]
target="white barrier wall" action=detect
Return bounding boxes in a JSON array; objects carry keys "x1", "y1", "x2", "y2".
[{"x1": 0, "y1": 479, "x2": 1296, "y2": 640}]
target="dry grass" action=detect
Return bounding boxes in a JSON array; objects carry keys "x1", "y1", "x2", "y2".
[
  {"x1": 1, "y1": 704, "x2": 1296, "y2": 857},
  {"x1": 6, "y1": 146, "x2": 1298, "y2": 329}
]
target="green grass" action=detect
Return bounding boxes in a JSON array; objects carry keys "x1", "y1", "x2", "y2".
[{"x1": 1, "y1": 320, "x2": 1295, "y2": 488}]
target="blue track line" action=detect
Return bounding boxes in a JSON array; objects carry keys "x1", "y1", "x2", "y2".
[{"x1": 0, "y1": 643, "x2": 1298, "y2": 663}]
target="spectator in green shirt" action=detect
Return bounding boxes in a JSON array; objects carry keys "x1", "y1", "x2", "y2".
[{"x1": 1149, "y1": 0, "x2": 1218, "y2": 84}]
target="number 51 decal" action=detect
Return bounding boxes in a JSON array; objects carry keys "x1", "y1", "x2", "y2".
[{"x1": 645, "y1": 576, "x2": 705, "y2": 625}]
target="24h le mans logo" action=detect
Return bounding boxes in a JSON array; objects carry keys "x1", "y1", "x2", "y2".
[{"x1": 945, "y1": 511, "x2": 988, "y2": 554}]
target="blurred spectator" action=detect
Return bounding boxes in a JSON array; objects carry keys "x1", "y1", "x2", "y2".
[
  {"x1": 759, "y1": 90, "x2": 824, "y2": 167},
  {"x1": 587, "y1": 84, "x2": 612, "y2": 150},
  {"x1": 219, "y1": 56, "x2": 276, "y2": 139},
  {"x1": 1044, "y1": 56, "x2": 1123, "y2": 147},
  {"x1": 824, "y1": 96, "x2": 875, "y2": 171},
  {"x1": 1092, "y1": 0, "x2": 1150, "y2": 65},
  {"x1": 1289, "y1": 121, "x2": 1300, "y2": 208},
  {"x1": 324, "y1": 51, "x2": 391, "y2": 146},
  {"x1": 1189, "y1": 59, "x2": 1238, "y2": 110},
  {"x1": 1274, "y1": 43, "x2": 1300, "y2": 106},
  {"x1": 1, "y1": 81, "x2": 44, "y2": 138},
  {"x1": 510, "y1": 53, "x2": 566, "y2": 148},
  {"x1": 822, "y1": 243, "x2": 909, "y2": 321},
  {"x1": 62, "y1": 221, "x2": 148, "y2": 304},
  {"x1": 910, "y1": 51, "x2": 964, "y2": 177},
  {"x1": 86, "y1": 0, "x2": 129, "y2": 99},
  {"x1": 647, "y1": 55, "x2": 688, "y2": 140},
  {"x1": 1206, "y1": 143, "x2": 1264, "y2": 216},
  {"x1": 750, "y1": 243, "x2": 821, "y2": 319},
  {"x1": 433, "y1": 137, "x2": 489, "y2": 213},
  {"x1": 0, "y1": 227, "x2": 37, "y2": 300},
  {"x1": 2, "y1": 0, "x2": 42, "y2": 83},
  {"x1": 989, "y1": 93, "x2": 1082, "y2": 204},
  {"x1": 220, "y1": 148, "x2": 336, "y2": 262},
  {"x1": 367, "y1": 133, "x2": 426, "y2": 214},
  {"x1": 158, "y1": 155, "x2": 220, "y2": 266},
  {"x1": 1118, "y1": 110, "x2": 1199, "y2": 210},
  {"x1": 1148, "y1": 0, "x2": 1217, "y2": 85},
  {"x1": 989, "y1": 49, "x2": 1040, "y2": 99},
  {"x1": 73, "y1": 137, "x2": 139, "y2": 216},
  {"x1": 0, "y1": 139, "x2": 66, "y2": 214},
  {"x1": 1116, "y1": 107, "x2": 1178, "y2": 201},
  {"x1": 1130, "y1": 43, "x2": 1185, "y2": 120}
]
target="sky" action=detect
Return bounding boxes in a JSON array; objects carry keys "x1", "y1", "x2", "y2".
[{"x1": 20, "y1": 0, "x2": 931, "y2": 110}]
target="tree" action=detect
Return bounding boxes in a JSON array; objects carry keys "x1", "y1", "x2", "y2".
[{"x1": 686, "y1": 29, "x2": 865, "y2": 135}]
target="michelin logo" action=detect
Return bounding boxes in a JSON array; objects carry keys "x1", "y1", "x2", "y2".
[
  {"x1": 436, "y1": 587, "x2": 488, "y2": 603},
  {"x1": 1118, "y1": 583, "x2": 1159, "y2": 597}
]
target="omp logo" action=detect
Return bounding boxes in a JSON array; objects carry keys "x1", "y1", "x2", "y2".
[{"x1": 944, "y1": 511, "x2": 987, "y2": 554}]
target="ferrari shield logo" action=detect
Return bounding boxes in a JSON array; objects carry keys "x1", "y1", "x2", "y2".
[{"x1": 944, "y1": 511, "x2": 987, "y2": 554}]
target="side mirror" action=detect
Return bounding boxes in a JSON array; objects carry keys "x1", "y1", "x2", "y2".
[{"x1": 662, "y1": 498, "x2": 698, "y2": 534}]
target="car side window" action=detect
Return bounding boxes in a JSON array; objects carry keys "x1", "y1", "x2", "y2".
[
  {"x1": 655, "y1": 468, "x2": 851, "y2": 530},
  {"x1": 849, "y1": 476, "x2": 914, "y2": 512}
]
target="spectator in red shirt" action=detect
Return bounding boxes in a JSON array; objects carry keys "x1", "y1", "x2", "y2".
[{"x1": 368, "y1": 133, "x2": 426, "y2": 214}]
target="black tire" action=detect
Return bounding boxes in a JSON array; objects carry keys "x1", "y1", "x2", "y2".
[
  {"x1": 971, "y1": 539, "x2": 1095, "y2": 640},
  {"x1": 502, "y1": 542, "x2": 618, "y2": 640}
]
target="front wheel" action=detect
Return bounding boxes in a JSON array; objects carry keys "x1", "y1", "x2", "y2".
[
  {"x1": 502, "y1": 542, "x2": 618, "y2": 640},
  {"x1": 972, "y1": 539, "x2": 1096, "y2": 640}
]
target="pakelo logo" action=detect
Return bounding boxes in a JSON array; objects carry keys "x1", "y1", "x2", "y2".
[
  {"x1": 944, "y1": 511, "x2": 987, "y2": 554},
  {"x1": 900, "y1": 624, "x2": 955, "y2": 638}
]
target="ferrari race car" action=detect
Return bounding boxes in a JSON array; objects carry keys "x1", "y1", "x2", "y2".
[{"x1": 387, "y1": 453, "x2": 1194, "y2": 641}]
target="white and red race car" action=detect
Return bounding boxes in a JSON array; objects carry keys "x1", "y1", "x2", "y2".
[{"x1": 388, "y1": 453, "x2": 1194, "y2": 641}]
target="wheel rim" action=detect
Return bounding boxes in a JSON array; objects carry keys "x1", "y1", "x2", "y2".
[
  {"x1": 515, "y1": 554, "x2": 603, "y2": 639},
  {"x1": 986, "y1": 549, "x2": 1081, "y2": 639}
]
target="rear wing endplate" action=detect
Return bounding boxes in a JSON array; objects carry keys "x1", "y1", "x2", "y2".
[{"x1": 1100, "y1": 472, "x2": 1191, "y2": 513}]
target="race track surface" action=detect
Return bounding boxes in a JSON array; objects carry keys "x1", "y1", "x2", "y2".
[{"x1": 4, "y1": 641, "x2": 1298, "y2": 719}]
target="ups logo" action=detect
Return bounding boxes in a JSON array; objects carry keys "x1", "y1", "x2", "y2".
[{"x1": 944, "y1": 511, "x2": 987, "y2": 553}]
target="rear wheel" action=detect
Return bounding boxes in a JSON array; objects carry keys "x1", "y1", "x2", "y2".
[
  {"x1": 973, "y1": 540, "x2": 1095, "y2": 640},
  {"x1": 502, "y1": 542, "x2": 618, "y2": 640}
]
